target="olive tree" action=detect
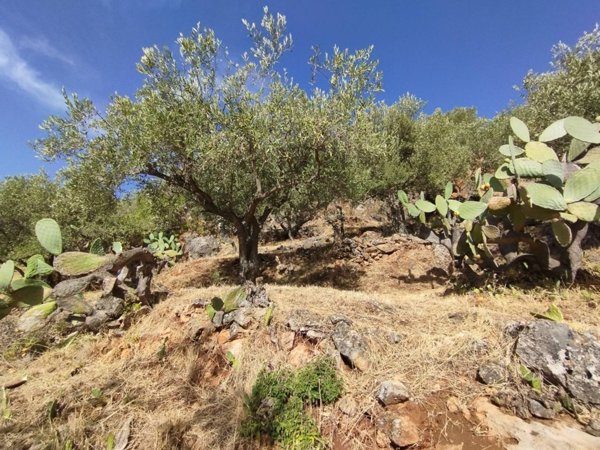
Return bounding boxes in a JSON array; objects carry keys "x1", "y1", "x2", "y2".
[
  {"x1": 520, "y1": 24, "x2": 600, "y2": 133},
  {"x1": 34, "y1": 8, "x2": 382, "y2": 280}
]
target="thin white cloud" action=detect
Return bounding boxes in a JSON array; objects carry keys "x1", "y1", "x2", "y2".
[
  {"x1": 0, "y1": 28, "x2": 64, "y2": 109},
  {"x1": 20, "y1": 36, "x2": 75, "y2": 67}
]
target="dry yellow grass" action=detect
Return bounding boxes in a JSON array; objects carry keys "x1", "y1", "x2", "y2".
[{"x1": 1, "y1": 275, "x2": 597, "y2": 449}]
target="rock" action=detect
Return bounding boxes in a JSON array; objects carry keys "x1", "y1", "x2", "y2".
[
  {"x1": 329, "y1": 314, "x2": 352, "y2": 325},
  {"x1": 390, "y1": 416, "x2": 420, "y2": 448},
  {"x1": 387, "y1": 332, "x2": 403, "y2": 344},
  {"x1": 504, "y1": 320, "x2": 526, "y2": 338},
  {"x1": 94, "y1": 295, "x2": 124, "y2": 319},
  {"x1": 585, "y1": 419, "x2": 600, "y2": 437},
  {"x1": 222, "y1": 338, "x2": 246, "y2": 360},
  {"x1": 474, "y1": 397, "x2": 600, "y2": 449},
  {"x1": 212, "y1": 310, "x2": 224, "y2": 327},
  {"x1": 185, "y1": 236, "x2": 219, "y2": 259},
  {"x1": 17, "y1": 302, "x2": 57, "y2": 332},
  {"x1": 528, "y1": 398, "x2": 555, "y2": 419},
  {"x1": 331, "y1": 321, "x2": 369, "y2": 371},
  {"x1": 52, "y1": 276, "x2": 95, "y2": 299},
  {"x1": 231, "y1": 307, "x2": 253, "y2": 328},
  {"x1": 56, "y1": 296, "x2": 94, "y2": 316},
  {"x1": 85, "y1": 311, "x2": 110, "y2": 331},
  {"x1": 471, "y1": 339, "x2": 489, "y2": 353},
  {"x1": 187, "y1": 317, "x2": 214, "y2": 341},
  {"x1": 278, "y1": 331, "x2": 296, "y2": 351},
  {"x1": 446, "y1": 396, "x2": 461, "y2": 413},
  {"x1": 375, "y1": 243, "x2": 397, "y2": 254},
  {"x1": 102, "y1": 276, "x2": 117, "y2": 296},
  {"x1": 247, "y1": 283, "x2": 270, "y2": 308},
  {"x1": 288, "y1": 342, "x2": 314, "y2": 367},
  {"x1": 287, "y1": 309, "x2": 330, "y2": 336},
  {"x1": 217, "y1": 329, "x2": 231, "y2": 345},
  {"x1": 515, "y1": 320, "x2": 600, "y2": 404},
  {"x1": 376, "y1": 380, "x2": 411, "y2": 406},
  {"x1": 337, "y1": 396, "x2": 358, "y2": 416},
  {"x1": 477, "y1": 363, "x2": 506, "y2": 385}
]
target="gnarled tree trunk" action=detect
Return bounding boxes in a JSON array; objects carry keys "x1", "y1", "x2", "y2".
[{"x1": 236, "y1": 217, "x2": 262, "y2": 282}]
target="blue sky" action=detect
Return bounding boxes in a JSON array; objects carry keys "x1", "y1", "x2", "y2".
[{"x1": 0, "y1": 0, "x2": 598, "y2": 178}]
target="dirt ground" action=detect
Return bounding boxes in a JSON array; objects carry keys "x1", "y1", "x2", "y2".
[{"x1": 1, "y1": 213, "x2": 599, "y2": 449}]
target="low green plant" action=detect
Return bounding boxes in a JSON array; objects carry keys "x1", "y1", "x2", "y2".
[
  {"x1": 519, "y1": 365, "x2": 543, "y2": 393},
  {"x1": 241, "y1": 358, "x2": 342, "y2": 449}
]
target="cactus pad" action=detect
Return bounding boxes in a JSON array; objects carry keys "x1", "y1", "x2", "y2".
[
  {"x1": 0, "y1": 260, "x2": 14, "y2": 292},
  {"x1": 563, "y1": 168, "x2": 600, "y2": 203},
  {"x1": 551, "y1": 221, "x2": 572, "y2": 247},
  {"x1": 35, "y1": 218, "x2": 63, "y2": 255},
  {"x1": 54, "y1": 252, "x2": 109, "y2": 277}
]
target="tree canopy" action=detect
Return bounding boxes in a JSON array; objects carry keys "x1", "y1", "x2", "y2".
[{"x1": 34, "y1": 8, "x2": 384, "y2": 280}]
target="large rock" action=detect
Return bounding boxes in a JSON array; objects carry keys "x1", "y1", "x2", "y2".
[
  {"x1": 515, "y1": 320, "x2": 600, "y2": 405},
  {"x1": 331, "y1": 321, "x2": 369, "y2": 371},
  {"x1": 185, "y1": 236, "x2": 219, "y2": 259}
]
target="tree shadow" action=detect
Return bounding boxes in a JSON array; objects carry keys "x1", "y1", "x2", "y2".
[{"x1": 261, "y1": 242, "x2": 364, "y2": 290}]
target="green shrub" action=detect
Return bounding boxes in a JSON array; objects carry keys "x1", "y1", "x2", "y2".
[{"x1": 241, "y1": 357, "x2": 342, "y2": 449}]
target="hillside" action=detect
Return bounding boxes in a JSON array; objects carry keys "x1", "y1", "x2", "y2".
[{"x1": 1, "y1": 214, "x2": 599, "y2": 449}]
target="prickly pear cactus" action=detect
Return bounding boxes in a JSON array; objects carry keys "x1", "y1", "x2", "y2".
[{"x1": 53, "y1": 252, "x2": 110, "y2": 277}]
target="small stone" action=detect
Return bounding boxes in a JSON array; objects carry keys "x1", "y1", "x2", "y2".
[
  {"x1": 222, "y1": 338, "x2": 246, "y2": 360},
  {"x1": 329, "y1": 314, "x2": 352, "y2": 325},
  {"x1": 471, "y1": 339, "x2": 489, "y2": 353},
  {"x1": 477, "y1": 363, "x2": 506, "y2": 385},
  {"x1": 375, "y1": 243, "x2": 397, "y2": 254},
  {"x1": 446, "y1": 396, "x2": 460, "y2": 413},
  {"x1": 585, "y1": 418, "x2": 600, "y2": 437},
  {"x1": 217, "y1": 329, "x2": 230, "y2": 345},
  {"x1": 503, "y1": 320, "x2": 525, "y2": 338},
  {"x1": 85, "y1": 311, "x2": 110, "y2": 331},
  {"x1": 448, "y1": 312, "x2": 468, "y2": 322},
  {"x1": 187, "y1": 317, "x2": 214, "y2": 341},
  {"x1": 232, "y1": 307, "x2": 253, "y2": 328},
  {"x1": 528, "y1": 398, "x2": 555, "y2": 419},
  {"x1": 337, "y1": 396, "x2": 358, "y2": 416},
  {"x1": 306, "y1": 329, "x2": 328, "y2": 340},
  {"x1": 278, "y1": 331, "x2": 296, "y2": 351},
  {"x1": 229, "y1": 322, "x2": 242, "y2": 340},
  {"x1": 389, "y1": 416, "x2": 420, "y2": 448},
  {"x1": 387, "y1": 332, "x2": 403, "y2": 344},
  {"x1": 94, "y1": 295, "x2": 124, "y2": 319},
  {"x1": 376, "y1": 380, "x2": 410, "y2": 406},
  {"x1": 212, "y1": 310, "x2": 224, "y2": 327}
]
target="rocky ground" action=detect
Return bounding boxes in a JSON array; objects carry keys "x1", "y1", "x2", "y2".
[{"x1": 1, "y1": 208, "x2": 599, "y2": 449}]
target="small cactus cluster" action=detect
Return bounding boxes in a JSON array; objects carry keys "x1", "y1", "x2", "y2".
[
  {"x1": 144, "y1": 232, "x2": 182, "y2": 262},
  {"x1": 398, "y1": 115, "x2": 600, "y2": 281}
]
